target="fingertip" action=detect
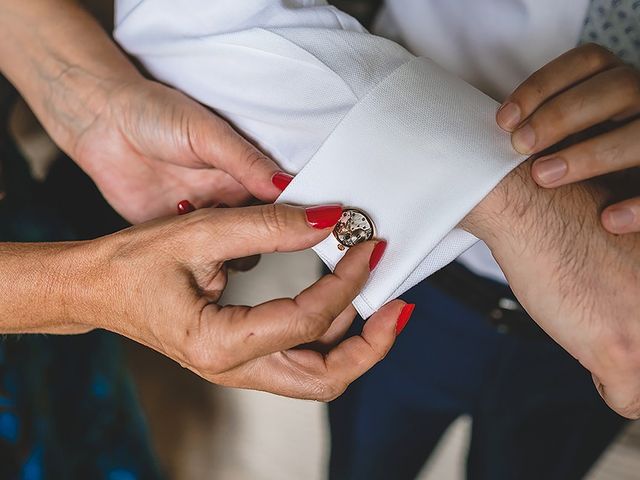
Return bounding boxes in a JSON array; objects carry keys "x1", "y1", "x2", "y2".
[
  {"x1": 255, "y1": 170, "x2": 291, "y2": 203},
  {"x1": 363, "y1": 300, "x2": 407, "y2": 336},
  {"x1": 333, "y1": 239, "x2": 379, "y2": 279},
  {"x1": 305, "y1": 205, "x2": 343, "y2": 229},
  {"x1": 369, "y1": 240, "x2": 387, "y2": 271},
  {"x1": 395, "y1": 303, "x2": 415, "y2": 336},
  {"x1": 272, "y1": 171, "x2": 294, "y2": 192},
  {"x1": 252, "y1": 173, "x2": 288, "y2": 203},
  {"x1": 531, "y1": 157, "x2": 569, "y2": 187},
  {"x1": 511, "y1": 123, "x2": 537, "y2": 155},
  {"x1": 602, "y1": 205, "x2": 639, "y2": 234},
  {"x1": 177, "y1": 199, "x2": 196, "y2": 215},
  {"x1": 497, "y1": 101, "x2": 522, "y2": 132}
]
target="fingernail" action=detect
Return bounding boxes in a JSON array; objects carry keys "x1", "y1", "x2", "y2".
[
  {"x1": 497, "y1": 102, "x2": 521, "y2": 130},
  {"x1": 512, "y1": 124, "x2": 536, "y2": 154},
  {"x1": 533, "y1": 157, "x2": 568, "y2": 185},
  {"x1": 305, "y1": 205, "x2": 343, "y2": 229},
  {"x1": 369, "y1": 240, "x2": 387, "y2": 271},
  {"x1": 396, "y1": 303, "x2": 415, "y2": 336},
  {"x1": 606, "y1": 207, "x2": 636, "y2": 230},
  {"x1": 272, "y1": 172, "x2": 294, "y2": 192},
  {"x1": 177, "y1": 200, "x2": 196, "y2": 215}
]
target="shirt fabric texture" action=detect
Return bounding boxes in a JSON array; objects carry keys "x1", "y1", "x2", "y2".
[{"x1": 114, "y1": 0, "x2": 530, "y2": 317}]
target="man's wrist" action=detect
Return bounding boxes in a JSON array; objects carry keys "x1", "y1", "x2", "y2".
[
  {"x1": 458, "y1": 158, "x2": 640, "y2": 374},
  {"x1": 461, "y1": 159, "x2": 608, "y2": 251},
  {"x1": 457, "y1": 162, "x2": 531, "y2": 245}
]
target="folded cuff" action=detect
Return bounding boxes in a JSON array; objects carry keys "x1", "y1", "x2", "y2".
[{"x1": 277, "y1": 57, "x2": 525, "y2": 318}]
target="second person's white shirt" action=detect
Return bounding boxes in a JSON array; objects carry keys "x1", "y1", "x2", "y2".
[{"x1": 378, "y1": 0, "x2": 589, "y2": 283}]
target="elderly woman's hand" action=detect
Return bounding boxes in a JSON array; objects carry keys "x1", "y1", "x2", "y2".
[
  {"x1": 18, "y1": 204, "x2": 407, "y2": 401},
  {"x1": 71, "y1": 77, "x2": 285, "y2": 224},
  {"x1": 0, "y1": 0, "x2": 286, "y2": 225}
]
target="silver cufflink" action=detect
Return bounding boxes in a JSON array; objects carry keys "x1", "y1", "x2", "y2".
[{"x1": 333, "y1": 208, "x2": 375, "y2": 250}]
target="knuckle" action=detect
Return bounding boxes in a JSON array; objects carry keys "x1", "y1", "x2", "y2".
[
  {"x1": 373, "y1": 344, "x2": 390, "y2": 363},
  {"x1": 209, "y1": 116, "x2": 236, "y2": 146},
  {"x1": 216, "y1": 117, "x2": 236, "y2": 138},
  {"x1": 524, "y1": 71, "x2": 547, "y2": 99},
  {"x1": 581, "y1": 43, "x2": 614, "y2": 70},
  {"x1": 614, "y1": 68, "x2": 640, "y2": 102},
  {"x1": 530, "y1": 104, "x2": 565, "y2": 137},
  {"x1": 315, "y1": 378, "x2": 347, "y2": 402},
  {"x1": 296, "y1": 310, "x2": 331, "y2": 343},
  {"x1": 189, "y1": 210, "x2": 218, "y2": 238},
  {"x1": 242, "y1": 143, "x2": 269, "y2": 171},
  {"x1": 546, "y1": 101, "x2": 571, "y2": 130},
  {"x1": 183, "y1": 342, "x2": 210, "y2": 372},
  {"x1": 617, "y1": 403, "x2": 640, "y2": 420},
  {"x1": 184, "y1": 340, "x2": 233, "y2": 375},
  {"x1": 592, "y1": 139, "x2": 624, "y2": 169},
  {"x1": 259, "y1": 203, "x2": 289, "y2": 236}
]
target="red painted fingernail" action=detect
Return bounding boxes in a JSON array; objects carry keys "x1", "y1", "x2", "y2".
[
  {"x1": 272, "y1": 172, "x2": 294, "y2": 191},
  {"x1": 369, "y1": 240, "x2": 387, "y2": 271},
  {"x1": 395, "y1": 303, "x2": 415, "y2": 335},
  {"x1": 305, "y1": 205, "x2": 343, "y2": 229},
  {"x1": 177, "y1": 200, "x2": 196, "y2": 215}
]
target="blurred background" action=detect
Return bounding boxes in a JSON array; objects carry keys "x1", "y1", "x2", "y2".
[{"x1": 3, "y1": 1, "x2": 640, "y2": 479}]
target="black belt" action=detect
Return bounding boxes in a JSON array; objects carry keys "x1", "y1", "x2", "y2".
[{"x1": 428, "y1": 262, "x2": 549, "y2": 340}]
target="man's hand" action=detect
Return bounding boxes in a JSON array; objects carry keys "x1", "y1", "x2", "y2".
[
  {"x1": 462, "y1": 160, "x2": 640, "y2": 418},
  {"x1": 72, "y1": 78, "x2": 284, "y2": 223},
  {"x1": 496, "y1": 43, "x2": 640, "y2": 234}
]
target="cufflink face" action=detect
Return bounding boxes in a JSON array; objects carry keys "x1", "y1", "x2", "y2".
[{"x1": 333, "y1": 209, "x2": 375, "y2": 249}]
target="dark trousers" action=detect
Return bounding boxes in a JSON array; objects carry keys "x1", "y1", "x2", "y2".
[{"x1": 329, "y1": 279, "x2": 626, "y2": 480}]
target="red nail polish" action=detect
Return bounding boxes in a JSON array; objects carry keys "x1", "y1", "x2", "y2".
[
  {"x1": 305, "y1": 205, "x2": 343, "y2": 229},
  {"x1": 369, "y1": 240, "x2": 387, "y2": 271},
  {"x1": 396, "y1": 304, "x2": 415, "y2": 335},
  {"x1": 272, "y1": 172, "x2": 294, "y2": 192},
  {"x1": 177, "y1": 200, "x2": 196, "y2": 215}
]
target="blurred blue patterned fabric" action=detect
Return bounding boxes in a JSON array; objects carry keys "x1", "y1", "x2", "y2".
[
  {"x1": 0, "y1": 133, "x2": 161, "y2": 480},
  {"x1": 581, "y1": 0, "x2": 640, "y2": 67}
]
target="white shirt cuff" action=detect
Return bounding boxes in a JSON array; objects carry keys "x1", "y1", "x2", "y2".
[{"x1": 277, "y1": 57, "x2": 524, "y2": 317}]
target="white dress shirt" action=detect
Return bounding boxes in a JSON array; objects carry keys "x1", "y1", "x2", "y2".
[
  {"x1": 377, "y1": 0, "x2": 589, "y2": 283},
  {"x1": 113, "y1": 0, "x2": 580, "y2": 316}
]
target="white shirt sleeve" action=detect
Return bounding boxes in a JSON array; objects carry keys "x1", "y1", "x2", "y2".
[{"x1": 114, "y1": 0, "x2": 525, "y2": 318}]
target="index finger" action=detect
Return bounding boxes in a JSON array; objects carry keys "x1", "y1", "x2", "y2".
[
  {"x1": 497, "y1": 44, "x2": 621, "y2": 131},
  {"x1": 189, "y1": 108, "x2": 285, "y2": 202},
  {"x1": 207, "y1": 300, "x2": 408, "y2": 401},
  {"x1": 191, "y1": 240, "x2": 384, "y2": 374}
]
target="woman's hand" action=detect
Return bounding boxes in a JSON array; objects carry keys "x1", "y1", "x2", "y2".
[
  {"x1": 72, "y1": 78, "x2": 284, "y2": 224},
  {"x1": 497, "y1": 43, "x2": 640, "y2": 234},
  {"x1": 0, "y1": 0, "x2": 285, "y2": 225},
  {"x1": 47, "y1": 204, "x2": 408, "y2": 400}
]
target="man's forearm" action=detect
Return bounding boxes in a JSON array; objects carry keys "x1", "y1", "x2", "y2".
[
  {"x1": 0, "y1": 0, "x2": 141, "y2": 156},
  {"x1": 462, "y1": 160, "x2": 640, "y2": 416}
]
